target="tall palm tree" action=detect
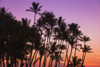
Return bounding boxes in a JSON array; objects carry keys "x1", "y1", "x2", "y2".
[
  {"x1": 80, "y1": 36, "x2": 91, "y2": 67},
  {"x1": 0, "y1": 7, "x2": 15, "y2": 67},
  {"x1": 28, "y1": 26, "x2": 42, "y2": 67},
  {"x1": 37, "y1": 11, "x2": 57, "y2": 67},
  {"x1": 26, "y1": 2, "x2": 42, "y2": 24},
  {"x1": 68, "y1": 23, "x2": 82, "y2": 57},
  {"x1": 54, "y1": 17, "x2": 69, "y2": 67},
  {"x1": 67, "y1": 36, "x2": 77, "y2": 67}
]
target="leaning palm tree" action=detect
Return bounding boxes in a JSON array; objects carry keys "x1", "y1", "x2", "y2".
[
  {"x1": 26, "y1": 2, "x2": 42, "y2": 24},
  {"x1": 81, "y1": 45, "x2": 92, "y2": 67}
]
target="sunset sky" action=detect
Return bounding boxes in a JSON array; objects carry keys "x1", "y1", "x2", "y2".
[{"x1": 0, "y1": 0, "x2": 100, "y2": 67}]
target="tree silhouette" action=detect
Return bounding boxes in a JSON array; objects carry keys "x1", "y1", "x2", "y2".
[
  {"x1": 0, "y1": 2, "x2": 93, "y2": 67},
  {"x1": 80, "y1": 36, "x2": 91, "y2": 67},
  {"x1": 69, "y1": 56, "x2": 81, "y2": 67},
  {"x1": 81, "y1": 44, "x2": 92, "y2": 67},
  {"x1": 68, "y1": 23, "x2": 82, "y2": 57},
  {"x1": 26, "y1": 2, "x2": 42, "y2": 24},
  {"x1": 67, "y1": 36, "x2": 77, "y2": 67}
]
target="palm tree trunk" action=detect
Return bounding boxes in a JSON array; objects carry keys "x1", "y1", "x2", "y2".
[
  {"x1": 58, "y1": 49, "x2": 62, "y2": 67},
  {"x1": 82, "y1": 42, "x2": 86, "y2": 67},
  {"x1": 28, "y1": 43, "x2": 33, "y2": 65},
  {"x1": 30, "y1": 50, "x2": 37, "y2": 67},
  {"x1": 43, "y1": 36, "x2": 49, "y2": 67},
  {"x1": 20, "y1": 60, "x2": 24, "y2": 67},
  {"x1": 67, "y1": 47, "x2": 73, "y2": 66},
  {"x1": 82, "y1": 52, "x2": 84, "y2": 67},
  {"x1": 34, "y1": 13, "x2": 36, "y2": 24},
  {"x1": 55, "y1": 61, "x2": 57, "y2": 67},
  {"x1": 43, "y1": 54, "x2": 46, "y2": 67},
  {"x1": 82, "y1": 52, "x2": 86, "y2": 67},
  {"x1": 74, "y1": 43, "x2": 77, "y2": 57},
  {"x1": 0, "y1": 60, "x2": 1, "y2": 67},
  {"x1": 39, "y1": 57, "x2": 42, "y2": 67},
  {"x1": 58, "y1": 62, "x2": 60, "y2": 67},
  {"x1": 6, "y1": 56, "x2": 9, "y2": 67},
  {"x1": 83, "y1": 53, "x2": 86, "y2": 64},
  {"x1": 2, "y1": 56, "x2": 5, "y2": 67},
  {"x1": 11, "y1": 58, "x2": 13, "y2": 67},
  {"x1": 15, "y1": 61, "x2": 16, "y2": 67},
  {"x1": 63, "y1": 43, "x2": 69, "y2": 67},
  {"x1": 51, "y1": 60, "x2": 53, "y2": 67},
  {"x1": 63, "y1": 54, "x2": 67, "y2": 67},
  {"x1": 33, "y1": 51, "x2": 37, "y2": 67},
  {"x1": 26, "y1": 60, "x2": 28, "y2": 67},
  {"x1": 48, "y1": 58, "x2": 51, "y2": 67}
]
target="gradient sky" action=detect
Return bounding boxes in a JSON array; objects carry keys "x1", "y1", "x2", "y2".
[{"x1": 0, "y1": 0, "x2": 100, "y2": 67}]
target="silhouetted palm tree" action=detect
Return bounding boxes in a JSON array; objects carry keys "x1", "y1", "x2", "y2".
[
  {"x1": 28, "y1": 26, "x2": 42, "y2": 67},
  {"x1": 68, "y1": 23, "x2": 82, "y2": 57},
  {"x1": 55, "y1": 51, "x2": 63, "y2": 67},
  {"x1": 0, "y1": 7, "x2": 15, "y2": 67},
  {"x1": 49, "y1": 42, "x2": 58, "y2": 67},
  {"x1": 38, "y1": 45, "x2": 47, "y2": 67},
  {"x1": 81, "y1": 45, "x2": 92, "y2": 67},
  {"x1": 69, "y1": 56, "x2": 81, "y2": 67},
  {"x1": 80, "y1": 36, "x2": 91, "y2": 67},
  {"x1": 55, "y1": 17, "x2": 69, "y2": 67},
  {"x1": 26, "y1": 2, "x2": 42, "y2": 24},
  {"x1": 0, "y1": 4, "x2": 93, "y2": 67},
  {"x1": 36, "y1": 11, "x2": 57, "y2": 67},
  {"x1": 57, "y1": 44, "x2": 66, "y2": 67},
  {"x1": 67, "y1": 36, "x2": 77, "y2": 67}
]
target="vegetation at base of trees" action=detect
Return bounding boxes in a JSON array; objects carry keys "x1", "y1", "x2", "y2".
[{"x1": 0, "y1": 2, "x2": 92, "y2": 67}]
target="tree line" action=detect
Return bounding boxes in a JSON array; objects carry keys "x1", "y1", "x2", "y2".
[{"x1": 0, "y1": 2, "x2": 92, "y2": 67}]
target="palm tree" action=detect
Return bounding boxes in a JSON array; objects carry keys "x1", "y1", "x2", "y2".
[
  {"x1": 36, "y1": 11, "x2": 57, "y2": 67},
  {"x1": 81, "y1": 45, "x2": 92, "y2": 67},
  {"x1": 67, "y1": 36, "x2": 77, "y2": 67},
  {"x1": 57, "y1": 44, "x2": 66, "y2": 67},
  {"x1": 0, "y1": 7, "x2": 32, "y2": 67},
  {"x1": 53, "y1": 17, "x2": 69, "y2": 67},
  {"x1": 26, "y1": 2, "x2": 42, "y2": 24},
  {"x1": 38, "y1": 45, "x2": 47, "y2": 67},
  {"x1": 69, "y1": 56, "x2": 81, "y2": 67},
  {"x1": 68, "y1": 23, "x2": 82, "y2": 57},
  {"x1": 54, "y1": 51, "x2": 63, "y2": 67},
  {"x1": 49, "y1": 42, "x2": 58, "y2": 67},
  {"x1": 80, "y1": 36, "x2": 91, "y2": 67},
  {"x1": 0, "y1": 7, "x2": 15, "y2": 67},
  {"x1": 48, "y1": 42, "x2": 63, "y2": 67},
  {"x1": 28, "y1": 26, "x2": 42, "y2": 67},
  {"x1": 80, "y1": 36, "x2": 90, "y2": 44}
]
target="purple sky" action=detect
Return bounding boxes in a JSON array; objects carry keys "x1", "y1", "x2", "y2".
[{"x1": 0, "y1": 0, "x2": 100, "y2": 66}]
